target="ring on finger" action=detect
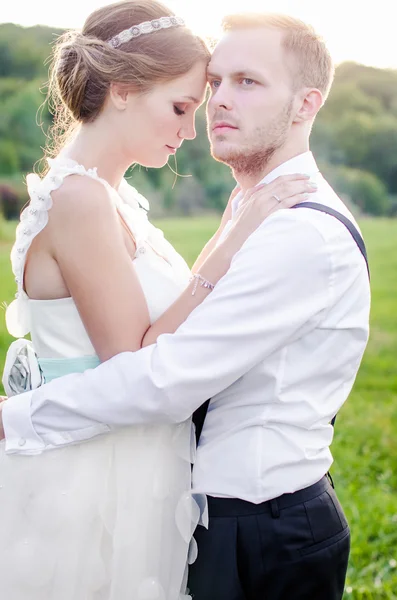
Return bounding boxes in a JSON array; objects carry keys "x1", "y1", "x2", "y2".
[{"x1": 271, "y1": 194, "x2": 282, "y2": 203}]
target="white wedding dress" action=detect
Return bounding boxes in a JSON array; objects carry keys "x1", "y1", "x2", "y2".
[{"x1": 0, "y1": 156, "x2": 206, "y2": 600}]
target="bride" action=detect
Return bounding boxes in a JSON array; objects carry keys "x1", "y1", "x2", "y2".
[{"x1": 0, "y1": 1, "x2": 314, "y2": 598}]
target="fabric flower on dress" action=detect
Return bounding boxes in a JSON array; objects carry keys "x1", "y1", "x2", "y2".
[{"x1": 2, "y1": 338, "x2": 44, "y2": 397}]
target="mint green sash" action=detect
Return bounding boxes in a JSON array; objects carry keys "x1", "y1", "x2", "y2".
[{"x1": 38, "y1": 356, "x2": 101, "y2": 383}]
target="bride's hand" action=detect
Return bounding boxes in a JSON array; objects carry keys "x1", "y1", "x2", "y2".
[
  {"x1": 220, "y1": 185, "x2": 241, "y2": 228},
  {"x1": 224, "y1": 174, "x2": 316, "y2": 248}
]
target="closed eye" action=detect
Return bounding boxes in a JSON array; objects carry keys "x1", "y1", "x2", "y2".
[{"x1": 174, "y1": 105, "x2": 186, "y2": 116}]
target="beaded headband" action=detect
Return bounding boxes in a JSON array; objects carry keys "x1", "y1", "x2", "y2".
[{"x1": 108, "y1": 16, "x2": 185, "y2": 48}]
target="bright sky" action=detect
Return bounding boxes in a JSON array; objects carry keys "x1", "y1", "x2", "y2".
[{"x1": 1, "y1": 0, "x2": 394, "y2": 69}]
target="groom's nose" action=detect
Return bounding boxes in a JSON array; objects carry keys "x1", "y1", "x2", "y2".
[{"x1": 208, "y1": 82, "x2": 233, "y2": 112}]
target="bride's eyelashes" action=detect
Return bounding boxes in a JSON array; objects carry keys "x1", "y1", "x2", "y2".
[{"x1": 174, "y1": 105, "x2": 186, "y2": 116}]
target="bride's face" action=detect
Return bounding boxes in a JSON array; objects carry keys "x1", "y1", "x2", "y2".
[{"x1": 110, "y1": 61, "x2": 208, "y2": 168}]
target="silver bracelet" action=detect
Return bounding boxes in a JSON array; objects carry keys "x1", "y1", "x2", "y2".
[{"x1": 190, "y1": 273, "x2": 215, "y2": 296}]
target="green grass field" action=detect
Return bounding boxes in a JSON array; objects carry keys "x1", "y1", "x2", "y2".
[{"x1": 0, "y1": 216, "x2": 396, "y2": 598}]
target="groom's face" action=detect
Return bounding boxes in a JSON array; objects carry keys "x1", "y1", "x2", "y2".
[{"x1": 207, "y1": 27, "x2": 298, "y2": 171}]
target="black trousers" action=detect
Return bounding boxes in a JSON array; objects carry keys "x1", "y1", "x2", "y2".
[{"x1": 188, "y1": 476, "x2": 350, "y2": 600}]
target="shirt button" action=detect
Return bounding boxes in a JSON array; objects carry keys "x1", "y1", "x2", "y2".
[{"x1": 18, "y1": 438, "x2": 26, "y2": 447}]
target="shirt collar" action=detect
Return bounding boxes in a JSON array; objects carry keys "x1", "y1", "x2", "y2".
[{"x1": 232, "y1": 151, "x2": 319, "y2": 216}]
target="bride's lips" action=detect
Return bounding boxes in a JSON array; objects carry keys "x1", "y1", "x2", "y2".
[{"x1": 166, "y1": 145, "x2": 178, "y2": 154}]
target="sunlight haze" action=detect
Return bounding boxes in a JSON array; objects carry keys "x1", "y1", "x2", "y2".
[{"x1": 1, "y1": 0, "x2": 394, "y2": 69}]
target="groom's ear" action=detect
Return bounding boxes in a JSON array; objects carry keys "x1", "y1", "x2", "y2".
[
  {"x1": 109, "y1": 83, "x2": 130, "y2": 111},
  {"x1": 292, "y1": 88, "x2": 323, "y2": 124}
]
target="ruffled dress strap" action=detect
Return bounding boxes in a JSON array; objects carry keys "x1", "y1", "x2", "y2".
[
  {"x1": 6, "y1": 157, "x2": 153, "y2": 338},
  {"x1": 5, "y1": 158, "x2": 102, "y2": 338}
]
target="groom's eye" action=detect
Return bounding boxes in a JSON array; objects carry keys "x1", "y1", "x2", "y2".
[
  {"x1": 209, "y1": 80, "x2": 221, "y2": 89},
  {"x1": 241, "y1": 78, "x2": 255, "y2": 86}
]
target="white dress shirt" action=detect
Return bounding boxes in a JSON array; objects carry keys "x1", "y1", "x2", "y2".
[{"x1": 3, "y1": 152, "x2": 371, "y2": 503}]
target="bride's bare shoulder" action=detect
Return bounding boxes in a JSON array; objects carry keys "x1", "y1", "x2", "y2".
[{"x1": 48, "y1": 174, "x2": 115, "y2": 223}]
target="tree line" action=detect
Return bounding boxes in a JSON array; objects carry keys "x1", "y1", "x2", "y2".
[{"x1": 0, "y1": 22, "x2": 396, "y2": 218}]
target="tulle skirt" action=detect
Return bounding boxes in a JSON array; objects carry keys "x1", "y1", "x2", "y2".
[{"x1": 0, "y1": 420, "x2": 205, "y2": 600}]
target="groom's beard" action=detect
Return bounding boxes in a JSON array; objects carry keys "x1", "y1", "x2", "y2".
[{"x1": 209, "y1": 99, "x2": 294, "y2": 178}]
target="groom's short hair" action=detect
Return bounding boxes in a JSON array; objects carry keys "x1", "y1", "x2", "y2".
[{"x1": 222, "y1": 13, "x2": 334, "y2": 101}]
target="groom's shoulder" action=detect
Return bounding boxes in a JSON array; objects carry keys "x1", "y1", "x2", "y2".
[
  {"x1": 249, "y1": 180, "x2": 364, "y2": 274},
  {"x1": 268, "y1": 176, "x2": 360, "y2": 243},
  {"x1": 251, "y1": 207, "x2": 330, "y2": 258}
]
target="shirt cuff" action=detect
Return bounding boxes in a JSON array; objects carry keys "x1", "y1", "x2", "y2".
[
  {"x1": 2, "y1": 391, "x2": 46, "y2": 455},
  {"x1": 39, "y1": 425, "x2": 111, "y2": 449}
]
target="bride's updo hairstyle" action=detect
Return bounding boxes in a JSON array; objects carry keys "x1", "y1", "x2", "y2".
[{"x1": 46, "y1": 0, "x2": 210, "y2": 155}]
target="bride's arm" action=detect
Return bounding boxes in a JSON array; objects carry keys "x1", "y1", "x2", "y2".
[
  {"x1": 141, "y1": 177, "x2": 312, "y2": 346},
  {"x1": 43, "y1": 176, "x2": 236, "y2": 362},
  {"x1": 190, "y1": 185, "x2": 239, "y2": 273},
  {"x1": 48, "y1": 175, "x2": 308, "y2": 356}
]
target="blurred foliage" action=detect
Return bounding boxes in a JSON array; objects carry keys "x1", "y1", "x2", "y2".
[{"x1": 0, "y1": 22, "x2": 396, "y2": 217}]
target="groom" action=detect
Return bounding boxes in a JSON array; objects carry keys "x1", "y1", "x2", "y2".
[{"x1": 1, "y1": 13, "x2": 370, "y2": 600}]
